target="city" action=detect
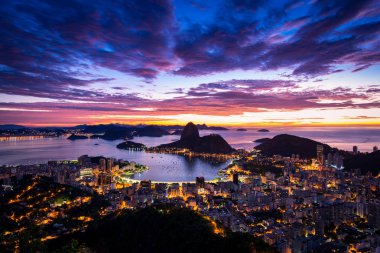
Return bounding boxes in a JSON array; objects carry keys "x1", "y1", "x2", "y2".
[
  {"x1": 1, "y1": 0, "x2": 380, "y2": 252},
  {"x1": 1, "y1": 138, "x2": 379, "y2": 252}
]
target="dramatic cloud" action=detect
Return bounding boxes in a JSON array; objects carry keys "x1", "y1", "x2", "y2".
[{"x1": 0, "y1": 0, "x2": 379, "y2": 125}]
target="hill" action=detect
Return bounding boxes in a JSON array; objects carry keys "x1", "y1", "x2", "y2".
[
  {"x1": 47, "y1": 206, "x2": 276, "y2": 253},
  {"x1": 0, "y1": 177, "x2": 109, "y2": 252},
  {"x1": 0, "y1": 124, "x2": 26, "y2": 130},
  {"x1": 344, "y1": 150, "x2": 380, "y2": 175},
  {"x1": 158, "y1": 122, "x2": 235, "y2": 154},
  {"x1": 117, "y1": 141, "x2": 146, "y2": 150},
  {"x1": 67, "y1": 134, "x2": 88, "y2": 140},
  {"x1": 254, "y1": 138, "x2": 271, "y2": 143},
  {"x1": 91, "y1": 125, "x2": 170, "y2": 140},
  {"x1": 255, "y1": 134, "x2": 332, "y2": 158}
]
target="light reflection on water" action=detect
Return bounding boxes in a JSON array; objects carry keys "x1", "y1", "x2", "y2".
[
  {"x1": 0, "y1": 137, "x2": 228, "y2": 182},
  {"x1": 0, "y1": 127, "x2": 378, "y2": 181}
]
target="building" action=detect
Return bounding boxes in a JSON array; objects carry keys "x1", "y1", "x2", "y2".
[
  {"x1": 374, "y1": 146, "x2": 378, "y2": 152},
  {"x1": 233, "y1": 173, "x2": 239, "y2": 185},
  {"x1": 196, "y1": 177, "x2": 205, "y2": 188},
  {"x1": 353, "y1": 146, "x2": 358, "y2": 155},
  {"x1": 368, "y1": 201, "x2": 380, "y2": 230},
  {"x1": 99, "y1": 158, "x2": 106, "y2": 171},
  {"x1": 316, "y1": 145, "x2": 324, "y2": 165},
  {"x1": 78, "y1": 155, "x2": 91, "y2": 166},
  {"x1": 106, "y1": 158, "x2": 113, "y2": 171},
  {"x1": 327, "y1": 153, "x2": 333, "y2": 166},
  {"x1": 80, "y1": 168, "x2": 93, "y2": 178}
]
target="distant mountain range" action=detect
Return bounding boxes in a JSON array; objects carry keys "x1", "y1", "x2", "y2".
[
  {"x1": 0, "y1": 123, "x2": 228, "y2": 132},
  {"x1": 0, "y1": 124, "x2": 26, "y2": 130},
  {"x1": 158, "y1": 122, "x2": 235, "y2": 154}
]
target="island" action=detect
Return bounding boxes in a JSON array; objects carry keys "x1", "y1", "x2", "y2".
[
  {"x1": 236, "y1": 128, "x2": 247, "y2": 131},
  {"x1": 257, "y1": 129, "x2": 270, "y2": 132},
  {"x1": 156, "y1": 122, "x2": 235, "y2": 154},
  {"x1": 116, "y1": 141, "x2": 146, "y2": 150},
  {"x1": 253, "y1": 137, "x2": 271, "y2": 143},
  {"x1": 67, "y1": 134, "x2": 88, "y2": 140}
]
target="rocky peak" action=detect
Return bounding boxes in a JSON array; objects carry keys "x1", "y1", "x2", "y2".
[{"x1": 180, "y1": 122, "x2": 200, "y2": 141}]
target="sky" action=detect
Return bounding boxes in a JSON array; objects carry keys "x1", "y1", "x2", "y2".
[{"x1": 0, "y1": 0, "x2": 380, "y2": 127}]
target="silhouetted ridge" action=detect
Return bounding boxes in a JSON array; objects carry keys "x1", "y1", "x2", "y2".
[
  {"x1": 255, "y1": 134, "x2": 332, "y2": 158},
  {"x1": 344, "y1": 150, "x2": 380, "y2": 175}
]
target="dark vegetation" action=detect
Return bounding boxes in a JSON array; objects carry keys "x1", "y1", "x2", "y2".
[{"x1": 47, "y1": 206, "x2": 277, "y2": 253}]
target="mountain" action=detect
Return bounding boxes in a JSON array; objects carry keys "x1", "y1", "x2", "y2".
[
  {"x1": 0, "y1": 124, "x2": 26, "y2": 130},
  {"x1": 100, "y1": 126, "x2": 133, "y2": 140},
  {"x1": 255, "y1": 134, "x2": 332, "y2": 158},
  {"x1": 92, "y1": 125, "x2": 170, "y2": 140},
  {"x1": 132, "y1": 125, "x2": 169, "y2": 137},
  {"x1": 181, "y1": 122, "x2": 200, "y2": 140},
  {"x1": 196, "y1": 124, "x2": 229, "y2": 131},
  {"x1": 344, "y1": 150, "x2": 380, "y2": 175},
  {"x1": 83, "y1": 124, "x2": 119, "y2": 133},
  {"x1": 258, "y1": 129, "x2": 270, "y2": 132},
  {"x1": 46, "y1": 207, "x2": 275, "y2": 253},
  {"x1": 158, "y1": 122, "x2": 235, "y2": 154},
  {"x1": 160, "y1": 124, "x2": 229, "y2": 131}
]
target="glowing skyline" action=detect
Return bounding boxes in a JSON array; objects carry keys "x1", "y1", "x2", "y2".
[{"x1": 0, "y1": 0, "x2": 380, "y2": 127}]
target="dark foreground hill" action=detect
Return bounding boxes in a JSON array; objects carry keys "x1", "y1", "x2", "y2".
[
  {"x1": 344, "y1": 150, "x2": 380, "y2": 175},
  {"x1": 255, "y1": 134, "x2": 332, "y2": 158},
  {"x1": 158, "y1": 122, "x2": 235, "y2": 154},
  {"x1": 47, "y1": 207, "x2": 276, "y2": 253}
]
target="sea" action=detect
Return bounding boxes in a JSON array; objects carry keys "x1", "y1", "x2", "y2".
[{"x1": 0, "y1": 127, "x2": 378, "y2": 182}]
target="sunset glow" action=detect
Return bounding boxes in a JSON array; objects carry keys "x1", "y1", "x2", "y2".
[{"x1": 0, "y1": 0, "x2": 379, "y2": 126}]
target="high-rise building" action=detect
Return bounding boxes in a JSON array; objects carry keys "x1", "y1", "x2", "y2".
[
  {"x1": 106, "y1": 158, "x2": 113, "y2": 171},
  {"x1": 196, "y1": 177, "x2": 205, "y2": 188},
  {"x1": 353, "y1": 146, "x2": 358, "y2": 155},
  {"x1": 333, "y1": 152, "x2": 343, "y2": 169},
  {"x1": 374, "y1": 146, "x2": 378, "y2": 152},
  {"x1": 78, "y1": 155, "x2": 90, "y2": 166},
  {"x1": 140, "y1": 180, "x2": 151, "y2": 189},
  {"x1": 327, "y1": 153, "x2": 333, "y2": 166},
  {"x1": 368, "y1": 201, "x2": 380, "y2": 230},
  {"x1": 316, "y1": 145, "x2": 324, "y2": 165},
  {"x1": 233, "y1": 173, "x2": 239, "y2": 185},
  {"x1": 99, "y1": 158, "x2": 106, "y2": 171}
]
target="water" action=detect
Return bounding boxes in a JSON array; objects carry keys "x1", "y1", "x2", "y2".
[
  {"x1": 0, "y1": 137, "x2": 228, "y2": 182},
  {"x1": 134, "y1": 127, "x2": 380, "y2": 152},
  {"x1": 0, "y1": 127, "x2": 378, "y2": 181},
  {"x1": 201, "y1": 127, "x2": 380, "y2": 152}
]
